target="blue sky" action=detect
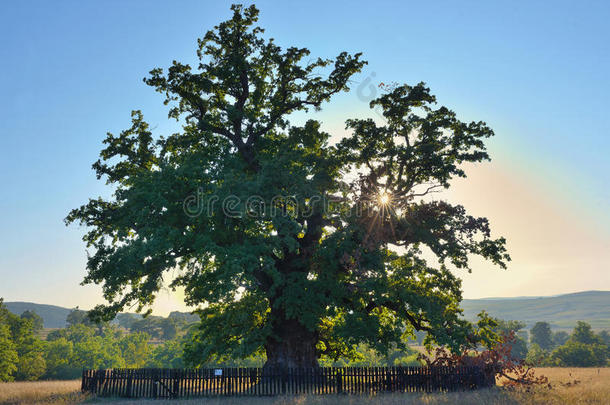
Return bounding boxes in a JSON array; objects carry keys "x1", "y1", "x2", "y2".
[{"x1": 1, "y1": 1, "x2": 608, "y2": 313}]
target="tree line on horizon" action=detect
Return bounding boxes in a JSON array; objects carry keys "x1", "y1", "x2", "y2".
[
  {"x1": 0, "y1": 299, "x2": 420, "y2": 381},
  {"x1": 1, "y1": 298, "x2": 609, "y2": 382}
]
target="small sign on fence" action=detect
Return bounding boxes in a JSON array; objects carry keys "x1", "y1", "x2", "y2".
[{"x1": 214, "y1": 369, "x2": 223, "y2": 376}]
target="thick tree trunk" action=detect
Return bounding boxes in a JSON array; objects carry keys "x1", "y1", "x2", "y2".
[{"x1": 263, "y1": 318, "x2": 318, "y2": 370}]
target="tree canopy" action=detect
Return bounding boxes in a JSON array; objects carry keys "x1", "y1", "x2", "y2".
[
  {"x1": 67, "y1": 4, "x2": 509, "y2": 368},
  {"x1": 550, "y1": 322, "x2": 608, "y2": 367},
  {"x1": 20, "y1": 310, "x2": 43, "y2": 332},
  {"x1": 0, "y1": 299, "x2": 46, "y2": 381},
  {"x1": 530, "y1": 321, "x2": 553, "y2": 351}
]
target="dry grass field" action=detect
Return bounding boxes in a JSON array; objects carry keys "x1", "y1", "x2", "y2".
[
  {"x1": 1, "y1": 368, "x2": 608, "y2": 405},
  {"x1": 0, "y1": 380, "x2": 88, "y2": 405}
]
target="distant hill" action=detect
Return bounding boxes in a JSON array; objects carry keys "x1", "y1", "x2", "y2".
[
  {"x1": 461, "y1": 290, "x2": 610, "y2": 330},
  {"x1": 6, "y1": 290, "x2": 610, "y2": 331},
  {"x1": 4, "y1": 302, "x2": 71, "y2": 328},
  {"x1": 4, "y1": 301, "x2": 199, "y2": 329}
]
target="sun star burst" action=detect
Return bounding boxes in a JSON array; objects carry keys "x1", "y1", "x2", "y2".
[{"x1": 378, "y1": 191, "x2": 391, "y2": 206}]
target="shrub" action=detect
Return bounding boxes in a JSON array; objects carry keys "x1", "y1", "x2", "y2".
[
  {"x1": 420, "y1": 331, "x2": 549, "y2": 387},
  {"x1": 551, "y1": 341, "x2": 607, "y2": 367}
]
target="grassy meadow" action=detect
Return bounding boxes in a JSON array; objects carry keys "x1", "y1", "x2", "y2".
[
  {"x1": 0, "y1": 380, "x2": 87, "y2": 405},
  {"x1": 1, "y1": 368, "x2": 608, "y2": 405}
]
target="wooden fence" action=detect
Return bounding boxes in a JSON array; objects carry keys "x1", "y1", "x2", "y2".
[{"x1": 82, "y1": 366, "x2": 493, "y2": 398}]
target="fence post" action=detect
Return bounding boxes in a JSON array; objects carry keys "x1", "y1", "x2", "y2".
[
  {"x1": 385, "y1": 368, "x2": 391, "y2": 392},
  {"x1": 173, "y1": 370, "x2": 179, "y2": 399},
  {"x1": 93, "y1": 370, "x2": 100, "y2": 395},
  {"x1": 126, "y1": 371, "x2": 132, "y2": 398},
  {"x1": 282, "y1": 369, "x2": 287, "y2": 394},
  {"x1": 336, "y1": 369, "x2": 343, "y2": 394}
]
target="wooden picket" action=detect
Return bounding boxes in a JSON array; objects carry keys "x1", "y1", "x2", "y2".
[{"x1": 81, "y1": 366, "x2": 492, "y2": 398}]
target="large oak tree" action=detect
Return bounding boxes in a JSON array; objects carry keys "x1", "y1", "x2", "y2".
[{"x1": 67, "y1": 4, "x2": 509, "y2": 368}]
